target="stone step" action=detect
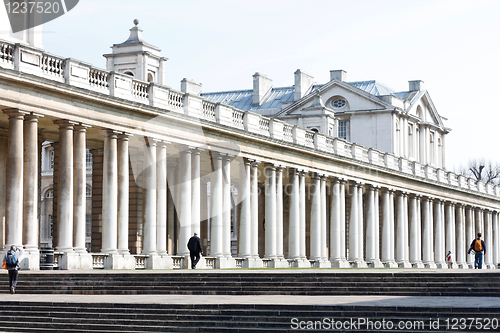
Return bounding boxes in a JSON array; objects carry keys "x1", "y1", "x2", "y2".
[{"x1": 0, "y1": 302, "x2": 498, "y2": 332}]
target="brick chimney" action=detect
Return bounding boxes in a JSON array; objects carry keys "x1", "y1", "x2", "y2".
[
  {"x1": 294, "y1": 69, "x2": 314, "y2": 100},
  {"x1": 409, "y1": 80, "x2": 424, "y2": 91},
  {"x1": 253, "y1": 72, "x2": 273, "y2": 105},
  {"x1": 330, "y1": 70, "x2": 347, "y2": 82}
]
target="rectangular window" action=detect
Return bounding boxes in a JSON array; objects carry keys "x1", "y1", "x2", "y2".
[
  {"x1": 86, "y1": 150, "x2": 93, "y2": 171},
  {"x1": 86, "y1": 214, "x2": 92, "y2": 242},
  {"x1": 49, "y1": 150, "x2": 54, "y2": 170},
  {"x1": 338, "y1": 120, "x2": 348, "y2": 140},
  {"x1": 49, "y1": 215, "x2": 53, "y2": 237}
]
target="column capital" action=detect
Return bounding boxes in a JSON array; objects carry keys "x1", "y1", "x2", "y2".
[
  {"x1": 24, "y1": 113, "x2": 44, "y2": 122},
  {"x1": 157, "y1": 140, "x2": 170, "y2": 148},
  {"x1": 240, "y1": 157, "x2": 253, "y2": 166},
  {"x1": 3, "y1": 108, "x2": 29, "y2": 118},
  {"x1": 191, "y1": 147, "x2": 203, "y2": 155},
  {"x1": 102, "y1": 129, "x2": 121, "y2": 138},
  {"x1": 118, "y1": 132, "x2": 133, "y2": 141},
  {"x1": 54, "y1": 119, "x2": 79, "y2": 128},
  {"x1": 144, "y1": 137, "x2": 161, "y2": 147},
  {"x1": 409, "y1": 193, "x2": 422, "y2": 199},
  {"x1": 73, "y1": 122, "x2": 91, "y2": 130},
  {"x1": 210, "y1": 150, "x2": 223, "y2": 160},
  {"x1": 368, "y1": 184, "x2": 380, "y2": 191},
  {"x1": 351, "y1": 180, "x2": 364, "y2": 188}
]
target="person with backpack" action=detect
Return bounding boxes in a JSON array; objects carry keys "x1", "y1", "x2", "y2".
[
  {"x1": 468, "y1": 233, "x2": 486, "y2": 269},
  {"x1": 4, "y1": 245, "x2": 22, "y2": 294}
]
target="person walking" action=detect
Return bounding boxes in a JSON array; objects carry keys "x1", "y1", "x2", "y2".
[
  {"x1": 4, "y1": 245, "x2": 22, "y2": 294},
  {"x1": 187, "y1": 233, "x2": 203, "y2": 269},
  {"x1": 468, "y1": 233, "x2": 486, "y2": 269}
]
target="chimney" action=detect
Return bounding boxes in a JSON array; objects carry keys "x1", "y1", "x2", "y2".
[
  {"x1": 409, "y1": 80, "x2": 424, "y2": 91},
  {"x1": 294, "y1": 69, "x2": 314, "y2": 100},
  {"x1": 253, "y1": 72, "x2": 272, "y2": 105},
  {"x1": 181, "y1": 78, "x2": 202, "y2": 95},
  {"x1": 330, "y1": 70, "x2": 347, "y2": 82}
]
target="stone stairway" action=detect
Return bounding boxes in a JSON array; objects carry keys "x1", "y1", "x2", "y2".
[
  {"x1": 3, "y1": 271, "x2": 500, "y2": 297},
  {"x1": 0, "y1": 301, "x2": 498, "y2": 332}
]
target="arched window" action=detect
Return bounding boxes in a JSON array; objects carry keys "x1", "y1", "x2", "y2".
[
  {"x1": 415, "y1": 128, "x2": 420, "y2": 161},
  {"x1": 147, "y1": 72, "x2": 154, "y2": 82},
  {"x1": 45, "y1": 189, "x2": 54, "y2": 198},
  {"x1": 408, "y1": 124, "x2": 414, "y2": 158},
  {"x1": 437, "y1": 137, "x2": 443, "y2": 168},
  {"x1": 430, "y1": 132, "x2": 435, "y2": 165},
  {"x1": 124, "y1": 71, "x2": 134, "y2": 77},
  {"x1": 395, "y1": 119, "x2": 400, "y2": 155},
  {"x1": 416, "y1": 106, "x2": 423, "y2": 119}
]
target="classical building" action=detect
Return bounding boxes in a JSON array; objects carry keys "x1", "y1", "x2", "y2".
[{"x1": 0, "y1": 19, "x2": 498, "y2": 270}]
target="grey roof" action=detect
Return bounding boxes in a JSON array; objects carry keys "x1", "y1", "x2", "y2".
[{"x1": 201, "y1": 80, "x2": 411, "y2": 112}]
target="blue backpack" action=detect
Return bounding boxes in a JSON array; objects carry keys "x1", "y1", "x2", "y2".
[{"x1": 6, "y1": 250, "x2": 18, "y2": 268}]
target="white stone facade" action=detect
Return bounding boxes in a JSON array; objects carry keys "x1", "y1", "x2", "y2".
[{"x1": 0, "y1": 22, "x2": 498, "y2": 270}]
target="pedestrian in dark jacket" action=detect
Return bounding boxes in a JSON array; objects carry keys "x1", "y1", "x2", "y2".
[
  {"x1": 5, "y1": 245, "x2": 22, "y2": 294},
  {"x1": 468, "y1": 233, "x2": 486, "y2": 269},
  {"x1": 187, "y1": 233, "x2": 203, "y2": 269}
]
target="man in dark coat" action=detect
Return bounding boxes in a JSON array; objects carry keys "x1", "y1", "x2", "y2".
[{"x1": 187, "y1": 233, "x2": 203, "y2": 269}]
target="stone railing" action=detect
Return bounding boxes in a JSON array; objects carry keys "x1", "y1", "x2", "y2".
[
  {"x1": 1, "y1": 40, "x2": 499, "y2": 199},
  {"x1": 91, "y1": 253, "x2": 107, "y2": 269},
  {"x1": 235, "y1": 258, "x2": 244, "y2": 268},
  {"x1": 134, "y1": 255, "x2": 147, "y2": 269},
  {"x1": 205, "y1": 257, "x2": 216, "y2": 269},
  {"x1": 171, "y1": 255, "x2": 183, "y2": 269}
]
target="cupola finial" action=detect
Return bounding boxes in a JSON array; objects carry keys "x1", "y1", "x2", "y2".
[{"x1": 133, "y1": 19, "x2": 139, "y2": 27}]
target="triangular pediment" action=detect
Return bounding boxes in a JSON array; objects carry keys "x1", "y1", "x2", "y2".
[
  {"x1": 277, "y1": 80, "x2": 393, "y2": 116},
  {"x1": 406, "y1": 90, "x2": 445, "y2": 129}
]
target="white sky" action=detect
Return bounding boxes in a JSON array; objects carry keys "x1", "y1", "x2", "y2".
[{"x1": 37, "y1": 0, "x2": 500, "y2": 170}]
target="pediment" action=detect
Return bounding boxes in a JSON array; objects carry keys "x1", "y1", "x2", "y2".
[
  {"x1": 406, "y1": 91, "x2": 444, "y2": 128},
  {"x1": 280, "y1": 80, "x2": 392, "y2": 116}
]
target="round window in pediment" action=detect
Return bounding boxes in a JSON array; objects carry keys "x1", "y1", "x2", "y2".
[{"x1": 330, "y1": 96, "x2": 348, "y2": 110}]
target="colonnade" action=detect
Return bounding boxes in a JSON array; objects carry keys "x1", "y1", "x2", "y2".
[{"x1": 1, "y1": 108, "x2": 499, "y2": 270}]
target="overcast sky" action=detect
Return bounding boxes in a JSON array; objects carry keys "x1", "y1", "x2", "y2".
[{"x1": 39, "y1": 0, "x2": 500, "y2": 171}]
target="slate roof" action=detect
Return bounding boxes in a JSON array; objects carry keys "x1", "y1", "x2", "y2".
[{"x1": 201, "y1": 80, "x2": 412, "y2": 112}]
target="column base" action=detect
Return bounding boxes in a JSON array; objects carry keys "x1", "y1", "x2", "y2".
[
  {"x1": 424, "y1": 261, "x2": 437, "y2": 269},
  {"x1": 367, "y1": 259, "x2": 384, "y2": 268},
  {"x1": 486, "y1": 263, "x2": 496, "y2": 269},
  {"x1": 411, "y1": 261, "x2": 425, "y2": 268},
  {"x1": 350, "y1": 260, "x2": 368, "y2": 268},
  {"x1": 215, "y1": 256, "x2": 236, "y2": 269},
  {"x1": 242, "y1": 257, "x2": 263, "y2": 268},
  {"x1": 397, "y1": 260, "x2": 412, "y2": 268},
  {"x1": 446, "y1": 262, "x2": 459, "y2": 269},
  {"x1": 330, "y1": 259, "x2": 351, "y2": 268},
  {"x1": 383, "y1": 260, "x2": 398, "y2": 268},
  {"x1": 18, "y1": 251, "x2": 40, "y2": 270},
  {"x1": 289, "y1": 258, "x2": 311, "y2": 268},
  {"x1": 265, "y1": 258, "x2": 289, "y2": 268},
  {"x1": 466, "y1": 262, "x2": 474, "y2": 269},
  {"x1": 435, "y1": 261, "x2": 448, "y2": 269},
  {"x1": 457, "y1": 262, "x2": 468, "y2": 269},
  {"x1": 311, "y1": 259, "x2": 331, "y2": 268},
  {"x1": 57, "y1": 252, "x2": 93, "y2": 270},
  {"x1": 104, "y1": 253, "x2": 136, "y2": 269}
]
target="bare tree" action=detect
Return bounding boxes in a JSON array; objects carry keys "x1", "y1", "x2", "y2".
[{"x1": 458, "y1": 159, "x2": 500, "y2": 185}]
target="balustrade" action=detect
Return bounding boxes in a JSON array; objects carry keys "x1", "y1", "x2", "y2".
[
  {"x1": 41, "y1": 54, "x2": 64, "y2": 78},
  {"x1": 132, "y1": 80, "x2": 149, "y2": 100},
  {"x1": 202, "y1": 100, "x2": 216, "y2": 121},
  {"x1": 89, "y1": 68, "x2": 109, "y2": 89},
  {"x1": 0, "y1": 43, "x2": 14, "y2": 64}
]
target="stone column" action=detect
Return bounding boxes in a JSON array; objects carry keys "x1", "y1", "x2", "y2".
[
  {"x1": 156, "y1": 141, "x2": 168, "y2": 256},
  {"x1": 475, "y1": 208, "x2": 483, "y2": 235},
  {"x1": 288, "y1": 168, "x2": 300, "y2": 260},
  {"x1": 396, "y1": 192, "x2": 410, "y2": 267},
  {"x1": 73, "y1": 124, "x2": 90, "y2": 254},
  {"x1": 445, "y1": 202, "x2": 457, "y2": 268},
  {"x1": 349, "y1": 182, "x2": 361, "y2": 265},
  {"x1": 310, "y1": 173, "x2": 321, "y2": 261},
  {"x1": 191, "y1": 149, "x2": 201, "y2": 237},
  {"x1": 330, "y1": 178, "x2": 348, "y2": 267},
  {"x1": 465, "y1": 206, "x2": 475, "y2": 268},
  {"x1": 5, "y1": 110, "x2": 25, "y2": 250},
  {"x1": 493, "y1": 212, "x2": 499, "y2": 269},
  {"x1": 276, "y1": 166, "x2": 284, "y2": 260},
  {"x1": 434, "y1": 200, "x2": 446, "y2": 268},
  {"x1": 54, "y1": 120, "x2": 75, "y2": 253},
  {"x1": 320, "y1": 176, "x2": 328, "y2": 262},
  {"x1": 366, "y1": 185, "x2": 382, "y2": 267},
  {"x1": 23, "y1": 114, "x2": 41, "y2": 260},
  {"x1": 250, "y1": 161, "x2": 259, "y2": 258},
  {"x1": 142, "y1": 139, "x2": 157, "y2": 255},
  {"x1": 299, "y1": 171, "x2": 306, "y2": 260},
  {"x1": 210, "y1": 152, "x2": 223, "y2": 257},
  {"x1": 222, "y1": 154, "x2": 232, "y2": 257},
  {"x1": 422, "y1": 197, "x2": 436, "y2": 268},
  {"x1": 175, "y1": 148, "x2": 192, "y2": 257},
  {"x1": 101, "y1": 130, "x2": 119, "y2": 254},
  {"x1": 238, "y1": 159, "x2": 251, "y2": 258},
  {"x1": 357, "y1": 184, "x2": 365, "y2": 265},
  {"x1": 117, "y1": 133, "x2": 131, "y2": 255},
  {"x1": 264, "y1": 164, "x2": 277, "y2": 259},
  {"x1": 409, "y1": 194, "x2": 423, "y2": 268},
  {"x1": 455, "y1": 204, "x2": 466, "y2": 268},
  {"x1": 381, "y1": 189, "x2": 396, "y2": 267},
  {"x1": 485, "y1": 210, "x2": 494, "y2": 269}
]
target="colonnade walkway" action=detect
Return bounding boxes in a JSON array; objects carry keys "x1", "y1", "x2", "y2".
[{"x1": 1, "y1": 269, "x2": 500, "y2": 332}]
